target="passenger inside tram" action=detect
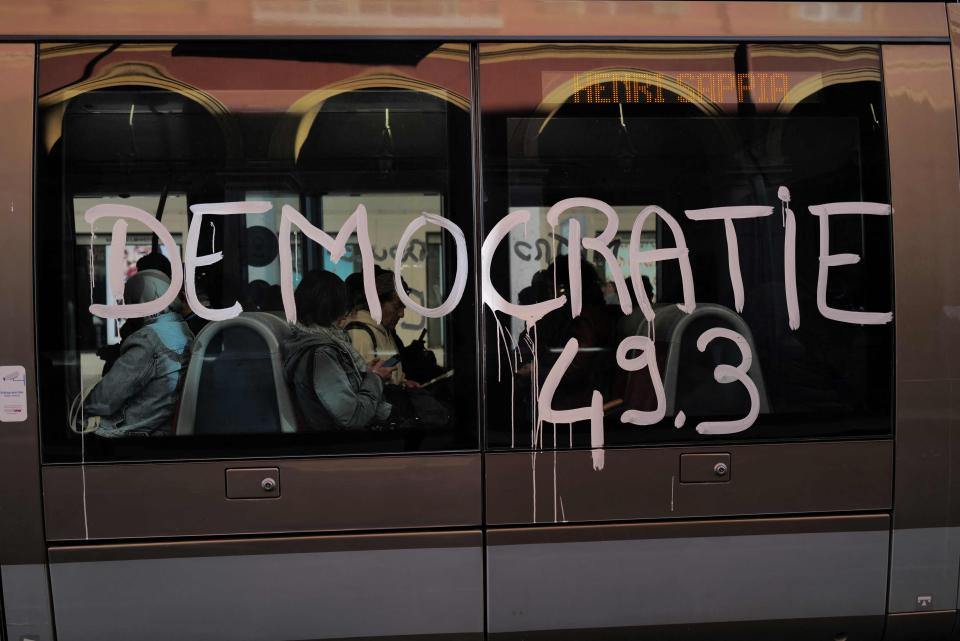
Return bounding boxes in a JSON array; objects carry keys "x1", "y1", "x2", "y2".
[
  {"x1": 80, "y1": 268, "x2": 194, "y2": 437},
  {"x1": 282, "y1": 269, "x2": 394, "y2": 431},
  {"x1": 344, "y1": 266, "x2": 454, "y2": 428},
  {"x1": 516, "y1": 257, "x2": 618, "y2": 419},
  {"x1": 96, "y1": 252, "x2": 176, "y2": 373},
  {"x1": 344, "y1": 268, "x2": 417, "y2": 388}
]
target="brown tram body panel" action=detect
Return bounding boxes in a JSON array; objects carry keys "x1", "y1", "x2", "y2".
[
  {"x1": 884, "y1": 42, "x2": 960, "y2": 623},
  {"x1": 0, "y1": 2, "x2": 943, "y2": 39},
  {"x1": 485, "y1": 440, "x2": 892, "y2": 526},
  {"x1": 43, "y1": 453, "x2": 482, "y2": 541}
]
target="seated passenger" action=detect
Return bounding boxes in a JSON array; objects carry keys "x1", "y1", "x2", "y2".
[
  {"x1": 282, "y1": 270, "x2": 393, "y2": 430},
  {"x1": 97, "y1": 251, "x2": 174, "y2": 373},
  {"x1": 345, "y1": 269, "x2": 454, "y2": 429},
  {"x1": 344, "y1": 269, "x2": 419, "y2": 388},
  {"x1": 83, "y1": 269, "x2": 193, "y2": 437}
]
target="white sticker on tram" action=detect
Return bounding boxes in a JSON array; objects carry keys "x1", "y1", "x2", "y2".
[{"x1": 0, "y1": 365, "x2": 27, "y2": 422}]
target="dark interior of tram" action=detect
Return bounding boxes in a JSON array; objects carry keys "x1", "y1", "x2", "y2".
[
  {"x1": 482, "y1": 75, "x2": 894, "y2": 449},
  {"x1": 32, "y1": 42, "x2": 894, "y2": 461},
  {"x1": 35, "y1": 44, "x2": 477, "y2": 461}
]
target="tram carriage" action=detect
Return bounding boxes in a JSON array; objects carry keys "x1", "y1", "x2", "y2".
[{"x1": 0, "y1": 2, "x2": 958, "y2": 640}]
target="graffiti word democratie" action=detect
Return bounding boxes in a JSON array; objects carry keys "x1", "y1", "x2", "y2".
[{"x1": 84, "y1": 187, "x2": 892, "y2": 447}]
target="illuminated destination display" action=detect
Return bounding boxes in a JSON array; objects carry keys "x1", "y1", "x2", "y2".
[{"x1": 571, "y1": 71, "x2": 791, "y2": 105}]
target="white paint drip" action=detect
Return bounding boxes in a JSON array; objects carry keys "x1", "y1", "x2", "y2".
[
  {"x1": 779, "y1": 187, "x2": 800, "y2": 330},
  {"x1": 553, "y1": 442, "x2": 558, "y2": 523},
  {"x1": 106, "y1": 219, "x2": 127, "y2": 307},
  {"x1": 551, "y1": 224, "x2": 558, "y2": 298},
  {"x1": 293, "y1": 229, "x2": 301, "y2": 281},
  {"x1": 674, "y1": 411, "x2": 686, "y2": 428},
  {"x1": 82, "y1": 223, "x2": 95, "y2": 540},
  {"x1": 494, "y1": 316, "x2": 518, "y2": 449},
  {"x1": 87, "y1": 227, "x2": 96, "y2": 307},
  {"x1": 494, "y1": 315, "x2": 503, "y2": 383},
  {"x1": 591, "y1": 448, "x2": 605, "y2": 471},
  {"x1": 531, "y1": 450, "x2": 537, "y2": 523},
  {"x1": 670, "y1": 475, "x2": 676, "y2": 512},
  {"x1": 510, "y1": 367, "x2": 516, "y2": 449},
  {"x1": 537, "y1": 338, "x2": 605, "y2": 470},
  {"x1": 530, "y1": 324, "x2": 541, "y2": 451}
]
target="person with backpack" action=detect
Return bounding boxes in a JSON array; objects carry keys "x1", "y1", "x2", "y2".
[
  {"x1": 344, "y1": 269, "x2": 419, "y2": 388},
  {"x1": 282, "y1": 270, "x2": 395, "y2": 431},
  {"x1": 344, "y1": 268, "x2": 453, "y2": 429}
]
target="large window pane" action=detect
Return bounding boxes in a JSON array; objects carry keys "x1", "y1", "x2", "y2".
[
  {"x1": 480, "y1": 44, "x2": 892, "y2": 450},
  {"x1": 37, "y1": 42, "x2": 477, "y2": 462}
]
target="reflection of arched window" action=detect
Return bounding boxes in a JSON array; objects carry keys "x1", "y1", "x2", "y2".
[
  {"x1": 39, "y1": 61, "x2": 240, "y2": 159},
  {"x1": 527, "y1": 70, "x2": 726, "y2": 201},
  {"x1": 286, "y1": 75, "x2": 473, "y2": 362},
  {"x1": 269, "y1": 72, "x2": 469, "y2": 163},
  {"x1": 777, "y1": 68, "x2": 880, "y2": 115},
  {"x1": 60, "y1": 87, "x2": 228, "y2": 184},
  {"x1": 537, "y1": 67, "x2": 724, "y2": 133},
  {"x1": 297, "y1": 87, "x2": 462, "y2": 181}
]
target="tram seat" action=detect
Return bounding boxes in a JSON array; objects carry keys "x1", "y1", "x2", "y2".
[
  {"x1": 631, "y1": 303, "x2": 769, "y2": 417},
  {"x1": 176, "y1": 312, "x2": 297, "y2": 435}
]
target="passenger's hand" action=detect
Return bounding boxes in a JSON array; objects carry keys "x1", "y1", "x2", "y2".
[
  {"x1": 369, "y1": 358, "x2": 397, "y2": 381},
  {"x1": 404, "y1": 379, "x2": 422, "y2": 389}
]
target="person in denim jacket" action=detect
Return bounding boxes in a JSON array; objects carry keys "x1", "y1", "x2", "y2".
[{"x1": 84, "y1": 269, "x2": 194, "y2": 437}]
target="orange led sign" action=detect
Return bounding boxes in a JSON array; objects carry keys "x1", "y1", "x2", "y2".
[{"x1": 572, "y1": 71, "x2": 791, "y2": 105}]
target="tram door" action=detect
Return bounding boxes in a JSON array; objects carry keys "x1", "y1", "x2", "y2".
[
  {"x1": 31, "y1": 42, "x2": 483, "y2": 641},
  {"x1": 478, "y1": 42, "x2": 959, "y2": 640}
]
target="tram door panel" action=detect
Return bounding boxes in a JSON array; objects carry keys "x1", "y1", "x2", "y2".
[
  {"x1": 479, "y1": 42, "x2": 902, "y2": 639},
  {"x1": 34, "y1": 42, "x2": 483, "y2": 641}
]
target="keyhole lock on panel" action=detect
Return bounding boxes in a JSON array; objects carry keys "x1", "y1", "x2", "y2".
[
  {"x1": 226, "y1": 467, "x2": 281, "y2": 499},
  {"x1": 680, "y1": 454, "x2": 731, "y2": 483}
]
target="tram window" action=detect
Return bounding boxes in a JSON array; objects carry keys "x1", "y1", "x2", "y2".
[
  {"x1": 480, "y1": 44, "x2": 893, "y2": 450},
  {"x1": 36, "y1": 42, "x2": 477, "y2": 462}
]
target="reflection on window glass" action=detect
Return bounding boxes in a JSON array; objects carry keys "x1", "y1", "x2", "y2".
[
  {"x1": 480, "y1": 44, "x2": 892, "y2": 451},
  {"x1": 37, "y1": 42, "x2": 476, "y2": 462}
]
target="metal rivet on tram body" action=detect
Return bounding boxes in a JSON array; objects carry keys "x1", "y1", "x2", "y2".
[
  {"x1": 713, "y1": 462, "x2": 728, "y2": 477},
  {"x1": 261, "y1": 477, "x2": 277, "y2": 492}
]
